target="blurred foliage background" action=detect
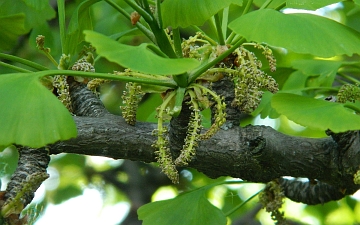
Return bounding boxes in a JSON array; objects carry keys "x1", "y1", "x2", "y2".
[{"x1": 1, "y1": 0, "x2": 360, "y2": 224}]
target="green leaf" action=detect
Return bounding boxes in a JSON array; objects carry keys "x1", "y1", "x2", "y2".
[
  {"x1": 228, "y1": 9, "x2": 360, "y2": 57},
  {"x1": 0, "y1": 73, "x2": 77, "y2": 148},
  {"x1": 138, "y1": 188, "x2": 226, "y2": 225},
  {"x1": 291, "y1": 59, "x2": 342, "y2": 87},
  {"x1": 0, "y1": 0, "x2": 55, "y2": 31},
  {"x1": 254, "y1": 0, "x2": 285, "y2": 8},
  {"x1": 251, "y1": 91, "x2": 280, "y2": 119},
  {"x1": 286, "y1": 0, "x2": 344, "y2": 10},
  {"x1": 282, "y1": 71, "x2": 308, "y2": 92},
  {"x1": 64, "y1": 0, "x2": 101, "y2": 55},
  {"x1": 271, "y1": 93, "x2": 360, "y2": 132},
  {"x1": 84, "y1": 30, "x2": 201, "y2": 75},
  {"x1": 0, "y1": 14, "x2": 27, "y2": 50},
  {"x1": 52, "y1": 185, "x2": 83, "y2": 204},
  {"x1": 161, "y1": 0, "x2": 243, "y2": 28},
  {"x1": 22, "y1": 0, "x2": 48, "y2": 10}
]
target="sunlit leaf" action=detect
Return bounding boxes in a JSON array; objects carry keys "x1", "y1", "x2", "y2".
[
  {"x1": 0, "y1": 73, "x2": 77, "y2": 148},
  {"x1": 228, "y1": 9, "x2": 360, "y2": 57},
  {"x1": 286, "y1": 0, "x2": 344, "y2": 10},
  {"x1": 138, "y1": 188, "x2": 226, "y2": 225},
  {"x1": 161, "y1": 0, "x2": 243, "y2": 28},
  {"x1": 253, "y1": 0, "x2": 285, "y2": 8},
  {"x1": 271, "y1": 93, "x2": 360, "y2": 132},
  {"x1": 84, "y1": 30, "x2": 201, "y2": 75},
  {"x1": 0, "y1": 14, "x2": 27, "y2": 50}
]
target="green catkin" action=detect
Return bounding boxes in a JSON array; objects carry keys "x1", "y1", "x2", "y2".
[{"x1": 121, "y1": 82, "x2": 144, "y2": 126}]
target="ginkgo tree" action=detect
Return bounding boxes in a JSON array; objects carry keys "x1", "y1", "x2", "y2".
[{"x1": 1, "y1": 0, "x2": 360, "y2": 224}]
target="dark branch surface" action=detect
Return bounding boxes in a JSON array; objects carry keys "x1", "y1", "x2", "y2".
[
  {"x1": 48, "y1": 84, "x2": 360, "y2": 205},
  {"x1": 49, "y1": 113, "x2": 360, "y2": 204}
]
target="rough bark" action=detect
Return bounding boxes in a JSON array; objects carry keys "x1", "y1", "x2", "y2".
[
  {"x1": 49, "y1": 82, "x2": 360, "y2": 206},
  {"x1": 49, "y1": 111, "x2": 360, "y2": 204}
]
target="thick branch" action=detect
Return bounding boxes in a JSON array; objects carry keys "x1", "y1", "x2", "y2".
[
  {"x1": 49, "y1": 114, "x2": 360, "y2": 203},
  {"x1": 49, "y1": 83, "x2": 360, "y2": 205}
]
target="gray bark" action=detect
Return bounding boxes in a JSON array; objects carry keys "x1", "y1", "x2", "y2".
[
  {"x1": 49, "y1": 81, "x2": 360, "y2": 205},
  {"x1": 49, "y1": 111, "x2": 360, "y2": 204}
]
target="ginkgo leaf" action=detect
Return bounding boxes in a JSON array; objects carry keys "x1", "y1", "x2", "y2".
[
  {"x1": 64, "y1": 0, "x2": 101, "y2": 55},
  {"x1": 161, "y1": 0, "x2": 243, "y2": 28},
  {"x1": 23, "y1": 0, "x2": 49, "y2": 10},
  {"x1": 286, "y1": 0, "x2": 343, "y2": 10},
  {"x1": 0, "y1": 0, "x2": 55, "y2": 31},
  {"x1": 0, "y1": 14, "x2": 27, "y2": 50},
  {"x1": 228, "y1": 9, "x2": 360, "y2": 57},
  {"x1": 84, "y1": 30, "x2": 200, "y2": 75},
  {"x1": 271, "y1": 93, "x2": 360, "y2": 132},
  {"x1": 0, "y1": 73, "x2": 77, "y2": 148},
  {"x1": 138, "y1": 188, "x2": 226, "y2": 225},
  {"x1": 291, "y1": 59, "x2": 342, "y2": 87}
]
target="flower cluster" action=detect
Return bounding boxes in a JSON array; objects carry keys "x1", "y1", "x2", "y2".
[
  {"x1": 354, "y1": 170, "x2": 360, "y2": 185},
  {"x1": 35, "y1": 35, "x2": 49, "y2": 53},
  {"x1": 121, "y1": 82, "x2": 144, "y2": 126},
  {"x1": 194, "y1": 84, "x2": 227, "y2": 140},
  {"x1": 174, "y1": 91, "x2": 203, "y2": 166},
  {"x1": 152, "y1": 126, "x2": 179, "y2": 183},
  {"x1": 152, "y1": 91, "x2": 180, "y2": 183},
  {"x1": 71, "y1": 57, "x2": 95, "y2": 73},
  {"x1": 259, "y1": 180, "x2": 286, "y2": 225},
  {"x1": 230, "y1": 46, "x2": 278, "y2": 113},
  {"x1": 53, "y1": 75, "x2": 73, "y2": 112},
  {"x1": 336, "y1": 83, "x2": 360, "y2": 103},
  {"x1": 255, "y1": 43, "x2": 277, "y2": 72},
  {"x1": 87, "y1": 78, "x2": 110, "y2": 95}
]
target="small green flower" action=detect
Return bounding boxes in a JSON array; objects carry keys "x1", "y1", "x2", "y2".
[
  {"x1": 230, "y1": 46, "x2": 278, "y2": 113},
  {"x1": 53, "y1": 75, "x2": 72, "y2": 112},
  {"x1": 153, "y1": 91, "x2": 179, "y2": 183},
  {"x1": 174, "y1": 90, "x2": 203, "y2": 166},
  {"x1": 121, "y1": 82, "x2": 144, "y2": 126},
  {"x1": 354, "y1": 170, "x2": 360, "y2": 184},
  {"x1": 87, "y1": 78, "x2": 110, "y2": 94},
  {"x1": 259, "y1": 180, "x2": 286, "y2": 224},
  {"x1": 337, "y1": 84, "x2": 360, "y2": 103}
]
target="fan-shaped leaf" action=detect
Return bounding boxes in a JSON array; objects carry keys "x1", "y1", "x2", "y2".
[
  {"x1": 0, "y1": 14, "x2": 27, "y2": 50},
  {"x1": 161, "y1": 0, "x2": 243, "y2": 28},
  {"x1": 138, "y1": 188, "x2": 226, "y2": 225},
  {"x1": 286, "y1": 0, "x2": 343, "y2": 10},
  {"x1": 291, "y1": 59, "x2": 342, "y2": 87},
  {"x1": 84, "y1": 30, "x2": 200, "y2": 75},
  {"x1": 228, "y1": 9, "x2": 360, "y2": 57},
  {"x1": 0, "y1": 73, "x2": 77, "y2": 148},
  {"x1": 0, "y1": 0, "x2": 55, "y2": 31},
  {"x1": 271, "y1": 93, "x2": 360, "y2": 132},
  {"x1": 64, "y1": 0, "x2": 101, "y2": 55}
]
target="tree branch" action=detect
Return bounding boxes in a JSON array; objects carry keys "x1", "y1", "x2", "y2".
[{"x1": 49, "y1": 112, "x2": 360, "y2": 204}]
